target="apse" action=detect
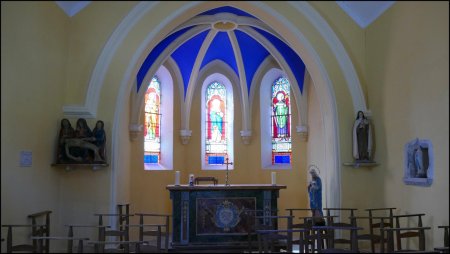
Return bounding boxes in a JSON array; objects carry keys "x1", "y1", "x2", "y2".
[{"x1": 136, "y1": 6, "x2": 306, "y2": 99}]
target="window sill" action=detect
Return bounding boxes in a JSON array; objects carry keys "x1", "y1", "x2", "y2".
[
  {"x1": 144, "y1": 163, "x2": 171, "y2": 170},
  {"x1": 262, "y1": 164, "x2": 292, "y2": 170}
]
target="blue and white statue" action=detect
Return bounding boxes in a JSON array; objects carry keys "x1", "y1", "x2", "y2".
[{"x1": 308, "y1": 167, "x2": 323, "y2": 217}]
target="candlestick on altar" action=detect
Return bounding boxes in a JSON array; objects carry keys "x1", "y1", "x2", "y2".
[{"x1": 223, "y1": 157, "x2": 233, "y2": 186}]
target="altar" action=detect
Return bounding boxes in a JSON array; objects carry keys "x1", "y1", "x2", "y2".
[{"x1": 166, "y1": 184, "x2": 286, "y2": 250}]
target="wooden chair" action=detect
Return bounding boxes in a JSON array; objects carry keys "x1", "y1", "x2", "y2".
[
  {"x1": 2, "y1": 210, "x2": 52, "y2": 253},
  {"x1": 434, "y1": 226, "x2": 449, "y2": 253},
  {"x1": 28, "y1": 211, "x2": 52, "y2": 253},
  {"x1": 194, "y1": 176, "x2": 218, "y2": 185},
  {"x1": 66, "y1": 224, "x2": 111, "y2": 253},
  {"x1": 323, "y1": 208, "x2": 358, "y2": 250},
  {"x1": 117, "y1": 203, "x2": 130, "y2": 242},
  {"x1": 367, "y1": 208, "x2": 396, "y2": 252},
  {"x1": 2, "y1": 224, "x2": 46, "y2": 253},
  {"x1": 285, "y1": 208, "x2": 328, "y2": 253},
  {"x1": 255, "y1": 228, "x2": 309, "y2": 253},
  {"x1": 254, "y1": 215, "x2": 294, "y2": 253},
  {"x1": 243, "y1": 209, "x2": 279, "y2": 252},
  {"x1": 301, "y1": 215, "x2": 340, "y2": 253},
  {"x1": 130, "y1": 213, "x2": 171, "y2": 253},
  {"x1": 31, "y1": 236, "x2": 89, "y2": 253},
  {"x1": 311, "y1": 225, "x2": 363, "y2": 253},
  {"x1": 94, "y1": 204, "x2": 134, "y2": 253},
  {"x1": 350, "y1": 207, "x2": 396, "y2": 252},
  {"x1": 381, "y1": 226, "x2": 431, "y2": 252},
  {"x1": 394, "y1": 213, "x2": 427, "y2": 251}
]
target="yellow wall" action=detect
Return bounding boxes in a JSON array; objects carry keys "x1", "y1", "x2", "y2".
[
  {"x1": 1, "y1": 1, "x2": 448, "y2": 252},
  {"x1": 366, "y1": 1, "x2": 449, "y2": 248},
  {"x1": 64, "y1": 1, "x2": 136, "y2": 105},
  {"x1": 1, "y1": 1, "x2": 69, "y2": 251},
  {"x1": 310, "y1": 1, "x2": 368, "y2": 97}
]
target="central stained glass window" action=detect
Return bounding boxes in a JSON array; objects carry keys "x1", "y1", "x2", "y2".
[{"x1": 205, "y1": 81, "x2": 228, "y2": 165}]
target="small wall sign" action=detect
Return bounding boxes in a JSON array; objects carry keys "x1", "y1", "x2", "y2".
[{"x1": 20, "y1": 150, "x2": 32, "y2": 167}]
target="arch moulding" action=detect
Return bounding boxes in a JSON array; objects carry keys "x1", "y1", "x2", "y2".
[{"x1": 75, "y1": 2, "x2": 367, "y2": 214}]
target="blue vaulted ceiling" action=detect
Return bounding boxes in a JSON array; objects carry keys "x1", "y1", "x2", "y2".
[
  {"x1": 136, "y1": 6, "x2": 306, "y2": 98},
  {"x1": 200, "y1": 31, "x2": 239, "y2": 80},
  {"x1": 171, "y1": 30, "x2": 209, "y2": 97}
]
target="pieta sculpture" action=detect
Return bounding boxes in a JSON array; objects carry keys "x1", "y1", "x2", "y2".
[{"x1": 56, "y1": 118, "x2": 107, "y2": 164}]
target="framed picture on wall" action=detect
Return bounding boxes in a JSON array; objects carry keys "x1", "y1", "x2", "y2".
[{"x1": 403, "y1": 138, "x2": 433, "y2": 186}]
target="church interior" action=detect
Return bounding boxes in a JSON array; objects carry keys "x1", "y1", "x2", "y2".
[{"x1": 1, "y1": 1, "x2": 449, "y2": 253}]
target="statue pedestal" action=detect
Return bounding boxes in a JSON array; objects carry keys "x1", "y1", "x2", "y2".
[{"x1": 343, "y1": 161, "x2": 378, "y2": 168}]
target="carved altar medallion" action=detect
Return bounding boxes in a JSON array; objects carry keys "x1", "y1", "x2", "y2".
[
  {"x1": 214, "y1": 200, "x2": 241, "y2": 231},
  {"x1": 196, "y1": 197, "x2": 255, "y2": 235}
]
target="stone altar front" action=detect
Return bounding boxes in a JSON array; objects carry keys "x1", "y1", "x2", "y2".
[{"x1": 166, "y1": 184, "x2": 286, "y2": 250}]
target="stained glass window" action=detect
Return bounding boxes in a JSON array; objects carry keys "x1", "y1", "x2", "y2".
[
  {"x1": 144, "y1": 76, "x2": 161, "y2": 165},
  {"x1": 205, "y1": 82, "x2": 228, "y2": 165},
  {"x1": 271, "y1": 77, "x2": 291, "y2": 164}
]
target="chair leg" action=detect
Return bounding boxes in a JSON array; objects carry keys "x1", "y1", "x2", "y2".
[
  {"x1": 77, "y1": 240, "x2": 84, "y2": 253},
  {"x1": 6, "y1": 226, "x2": 12, "y2": 253}
]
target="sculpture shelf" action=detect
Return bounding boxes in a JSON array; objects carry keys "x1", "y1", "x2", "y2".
[
  {"x1": 51, "y1": 163, "x2": 109, "y2": 171},
  {"x1": 343, "y1": 161, "x2": 379, "y2": 168}
]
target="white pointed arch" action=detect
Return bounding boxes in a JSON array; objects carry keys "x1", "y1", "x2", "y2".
[
  {"x1": 182, "y1": 29, "x2": 219, "y2": 131},
  {"x1": 129, "y1": 24, "x2": 210, "y2": 128},
  {"x1": 165, "y1": 57, "x2": 186, "y2": 126},
  {"x1": 227, "y1": 30, "x2": 250, "y2": 133},
  {"x1": 287, "y1": 1, "x2": 367, "y2": 114},
  {"x1": 91, "y1": 1, "x2": 368, "y2": 214},
  {"x1": 239, "y1": 26, "x2": 305, "y2": 129}
]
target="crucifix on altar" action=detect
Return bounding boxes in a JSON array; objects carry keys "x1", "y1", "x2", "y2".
[{"x1": 223, "y1": 157, "x2": 233, "y2": 186}]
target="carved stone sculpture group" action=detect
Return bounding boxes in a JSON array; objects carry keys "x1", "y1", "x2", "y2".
[{"x1": 56, "y1": 118, "x2": 106, "y2": 164}]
